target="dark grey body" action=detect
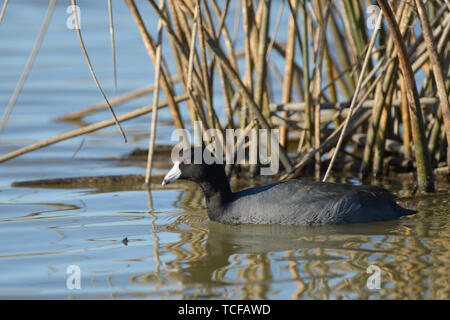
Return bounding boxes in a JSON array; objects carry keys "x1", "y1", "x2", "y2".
[{"x1": 207, "y1": 180, "x2": 416, "y2": 226}]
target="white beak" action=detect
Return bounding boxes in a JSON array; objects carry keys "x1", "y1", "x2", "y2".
[{"x1": 162, "y1": 161, "x2": 182, "y2": 186}]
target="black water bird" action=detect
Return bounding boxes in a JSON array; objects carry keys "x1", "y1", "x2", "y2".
[{"x1": 162, "y1": 148, "x2": 416, "y2": 225}]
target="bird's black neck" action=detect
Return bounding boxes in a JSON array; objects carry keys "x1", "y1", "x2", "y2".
[{"x1": 197, "y1": 171, "x2": 233, "y2": 212}]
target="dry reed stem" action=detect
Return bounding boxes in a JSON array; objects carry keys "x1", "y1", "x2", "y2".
[
  {"x1": 208, "y1": 1, "x2": 236, "y2": 129},
  {"x1": 165, "y1": 0, "x2": 202, "y2": 127},
  {"x1": 210, "y1": 0, "x2": 239, "y2": 72},
  {"x1": 250, "y1": 0, "x2": 271, "y2": 175},
  {"x1": 254, "y1": 0, "x2": 270, "y2": 111},
  {"x1": 197, "y1": 1, "x2": 216, "y2": 130},
  {"x1": 185, "y1": 2, "x2": 209, "y2": 129},
  {"x1": 327, "y1": 5, "x2": 354, "y2": 94},
  {"x1": 0, "y1": 94, "x2": 189, "y2": 164},
  {"x1": 213, "y1": 0, "x2": 230, "y2": 39},
  {"x1": 145, "y1": 0, "x2": 165, "y2": 186},
  {"x1": 266, "y1": 0, "x2": 284, "y2": 60},
  {"x1": 206, "y1": 2, "x2": 236, "y2": 130},
  {"x1": 241, "y1": 0, "x2": 253, "y2": 129},
  {"x1": 0, "y1": 0, "x2": 56, "y2": 133},
  {"x1": 337, "y1": 0, "x2": 358, "y2": 67},
  {"x1": 70, "y1": 0, "x2": 128, "y2": 142},
  {"x1": 0, "y1": 0, "x2": 8, "y2": 24},
  {"x1": 312, "y1": 0, "x2": 331, "y2": 177},
  {"x1": 269, "y1": 97, "x2": 439, "y2": 112},
  {"x1": 373, "y1": 80, "x2": 395, "y2": 175},
  {"x1": 299, "y1": 0, "x2": 312, "y2": 149},
  {"x1": 125, "y1": 0, "x2": 184, "y2": 130},
  {"x1": 360, "y1": 59, "x2": 398, "y2": 177},
  {"x1": 415, "y1": 0, "x2": 450, "y2": 164},
  {"x1": 153, "y1": 0, "x2": 206, "y2": 97},
  {"x1": 55, "y1": 75, "x2": 182, "y2": 121},
  {"x1": 107, "y1": 0, "x2": 117, "y2": 94},
  {"x1": 400, "y1": 76, "x2": 412, "y2": 159},
  {"x1": 280, "y1": 0, "x2": 298, "y2": 148},
  {"x1": 322, "y1": 10, "x2": 383, "y2": 182},
  {"x1": 410, "y1": 14, "x2": 450, "y2": 72},
  {"x1": 377, "y1": 0, "x2": 434, "y2": 192}
]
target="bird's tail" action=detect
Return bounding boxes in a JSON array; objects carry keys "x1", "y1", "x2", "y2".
[{"x1": 397, "y1": 206, "x2": 417, "y2": 217}]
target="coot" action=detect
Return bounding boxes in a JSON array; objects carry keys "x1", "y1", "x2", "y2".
[{"x1": 162, "y1": 148, "x2": 416, "y2": 225}]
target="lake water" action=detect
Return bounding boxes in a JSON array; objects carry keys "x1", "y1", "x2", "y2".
[{"x1": 0, "y1": 1, "x2": 449, "y2": 299}]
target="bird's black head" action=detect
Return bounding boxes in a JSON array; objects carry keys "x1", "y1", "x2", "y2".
[{"x1": 162, "y1": 147, "x2": 226, "y2": 186}]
